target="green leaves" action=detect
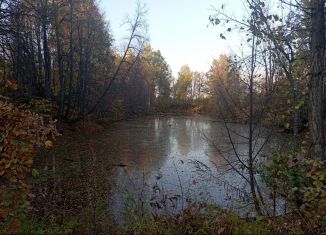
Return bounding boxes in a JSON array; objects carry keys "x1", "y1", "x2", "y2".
[
  {"x1": 265, "y1": 149, "x2": 326, "y2": 228},
  {"x1": 31, "y1": 169, "x2": 39, "y2": 178},
  {"x1": 295, "y1": 100, "x2": 305, "y2": 110}
]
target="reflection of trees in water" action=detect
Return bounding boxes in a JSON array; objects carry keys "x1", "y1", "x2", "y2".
[
  {"x1": 206, "y1": 122, "x2": 265, "y2": 171},
  {"x1": 173, "y1": 117, "x2": 211, "y2": 156},
  {"x1": 35, "y1": 120, "x2": 175, "y2": 227},
  {"x1": 204, "y1": 122, "x2": 279, "y2": 215},
  {"x1": 35, "y1": 117, "x2": 276, "y2": 221},
  {"x1": 108, "y1": 117, "x2": 172, "y2": 178},
  {"x1": 173, "y1": 118, "x2": 192, "y2": 156},
  {"x1": 34, "y1": 135, "x2": 116, "y2": 231}
]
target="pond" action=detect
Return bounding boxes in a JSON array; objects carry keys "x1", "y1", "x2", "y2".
[{"x1": 35, "y1": 115, "x2": 282, "y2": 223}]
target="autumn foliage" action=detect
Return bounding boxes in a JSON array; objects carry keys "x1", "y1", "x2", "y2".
[{"x1": 0, "y1": 96, "x2": 58, "y2": 233}]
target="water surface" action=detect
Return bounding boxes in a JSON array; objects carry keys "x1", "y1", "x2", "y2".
[
  {"x1": 37, "y1": 115, "x2": 278, "y2": 222},
  {"x1": 105, "y1": 116, "x2": 274, "y2": 219}
]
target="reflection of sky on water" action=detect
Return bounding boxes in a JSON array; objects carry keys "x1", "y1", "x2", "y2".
[
  {"x1": 107, "y1": 116, "x2": 278, "y2": 221},
  {"x1": 36, "y1": 115, "x2": 286, "y2": 223}
]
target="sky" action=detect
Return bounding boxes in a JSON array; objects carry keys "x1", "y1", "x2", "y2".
[{"x1": 99, "y1": 0, "x2": 244, "y2": 76}]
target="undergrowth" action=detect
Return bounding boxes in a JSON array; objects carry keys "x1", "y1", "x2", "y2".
[{"x1": 15, "y1": 202, "x2": 325, "y2": 235}]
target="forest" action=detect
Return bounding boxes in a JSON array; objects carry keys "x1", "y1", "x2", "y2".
[{"x1": 0, "y1": 0, "x2": 325, "y2": 234}]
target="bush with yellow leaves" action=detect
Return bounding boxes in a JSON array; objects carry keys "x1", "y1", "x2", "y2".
[{"x1": 0, "y1": 96, "x2": 58, "y2": 233}]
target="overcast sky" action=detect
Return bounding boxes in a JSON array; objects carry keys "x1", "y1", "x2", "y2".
[{"x1": 99, "y1": 0, "x2": 245, "y2": 76}]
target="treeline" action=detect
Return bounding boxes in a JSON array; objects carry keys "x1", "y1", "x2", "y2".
[
  {"x1": 171, "y1": 55, "x2": 245, "y2": 116},
  {"x1": 1, "y1": 0, "x2": 325, "y2": 154},
  {"x1": 0, "y1": 0, "x2": 174, "y2": 120}
]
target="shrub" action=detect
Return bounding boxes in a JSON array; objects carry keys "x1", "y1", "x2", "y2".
[
  {"x1": 264, "y1": 151, "x2": 326, "y2": 233},
  {"x1": 0, "y1": 96, "x2": 58, "y2": 233}
]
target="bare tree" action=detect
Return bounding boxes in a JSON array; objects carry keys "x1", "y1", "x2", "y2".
[
  {"x1": 76, "y1": 2, "x2": 148, "y2": 121},
  {"x1": 210, "y1": 0, "x2": 304, "y2": 138},
  {"x1": 40, "y1": 0, "x2": 52, "y2": 99}
]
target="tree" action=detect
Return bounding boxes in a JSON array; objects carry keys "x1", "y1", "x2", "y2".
[
  {"x1": 144, "y1": 44, "x2": 172, "y2": 108},
  {"x1": 207, "y1": 55, "x2": 243, "y2": 118},
  {"x1": 175, "y1": 65, "x2": 193, "y2": 107},
  {"x1": 309, "y1": 0, "x2": 325, "y2": 159},
  {"x1": 0, "y1": 0, "x2": 152, "y2": 122},
  {"x1": 208, "y1": 1, "x2": 287, "y2": 215},
  {"x1": 40, "y1": 0, "x2": 52, "y2": 99},
  {"x1": 77, "y1": 1, "x2": 148, "y2": 121},
  {"x1": 192, "y1": 71, "x2": 207, "y2": 104}
]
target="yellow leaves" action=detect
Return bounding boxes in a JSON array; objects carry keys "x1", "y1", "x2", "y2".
[
  {"x1": 45, "y1": 140, "x2": 53, "y2": 148},
  {"x1": 192, "y1": 179, "x2": 198, "y2": 185},
  {"x1": 0, "y1": 97, "x2": 58, "y2": 231},
  {"x1": 24, "y1": 158, "x2": 33, "y2": 166},
  {"x1": 8, "y1": 82, "x2": 18, "y2": 90},
  {"x1": 1, "y1": 79, "x2": 18, "y2": 91}
]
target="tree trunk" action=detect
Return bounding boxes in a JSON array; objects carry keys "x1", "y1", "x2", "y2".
[
  {"x1": 53, "y1": 2, "x2": 65, "y2": 118},
  {"x1": 288, "y1": 70, "x2": 300, "y2": 138},
  {"x1": 249, "y1": 34, "x2": 262, "y2": 215},
  {"x1": 42, "y1": 0, "x2": 52, "y2": 99},
  {"x1": 65, "y1": 0, "x2": 74, "y2": 118},
  {"x1": 36, "y1": 23, "x2": 43, "y2": 93},
  {"x1": 309, "y1": 0, "x2": 325, "y2": 159}
]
